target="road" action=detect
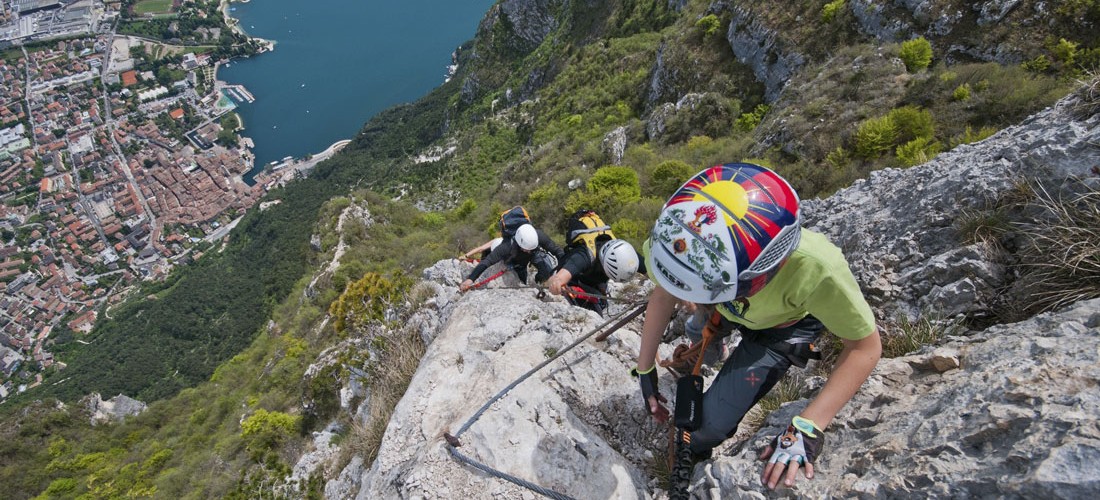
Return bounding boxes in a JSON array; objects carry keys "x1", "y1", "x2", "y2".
[{"x1": 100, "y1": 27, "x2": 158, "y2": 230}]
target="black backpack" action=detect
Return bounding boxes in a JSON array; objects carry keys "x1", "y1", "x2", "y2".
[{"x1": 498, "y1": 206, "x2": 532, "y2": 239}]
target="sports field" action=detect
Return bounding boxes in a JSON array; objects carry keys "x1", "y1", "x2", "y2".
[{"x1": 132, "y1": 0, "x2": 174, "y2": 16}]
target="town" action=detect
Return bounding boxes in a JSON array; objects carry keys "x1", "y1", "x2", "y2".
[{"x1": 0, "y1": 0, "x2": 302, "y2": 400}]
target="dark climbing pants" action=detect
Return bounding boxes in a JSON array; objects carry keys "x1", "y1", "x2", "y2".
[{"x1": 688, "y1": 315, "x2": 824, "y2": 455}]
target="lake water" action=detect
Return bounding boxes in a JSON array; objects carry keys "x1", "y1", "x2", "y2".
[{"x1": 219, "y1": 0, "x2": 496, "y2": 180}]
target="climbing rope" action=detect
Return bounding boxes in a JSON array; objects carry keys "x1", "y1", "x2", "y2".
[
  {"x1": 469, "y1": 268, "x2": 509, "y2": 289},
  {"x1": 444, "y1": 301, "x2": 649, "y2": 499}
]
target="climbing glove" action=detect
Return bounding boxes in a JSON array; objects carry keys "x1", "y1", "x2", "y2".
[
  {"x1": 631, "y1": 365, "x2": 669, "y2": 422},
  {"x1": 768, "y1": 416, "x2": 825, "y2": 466}
]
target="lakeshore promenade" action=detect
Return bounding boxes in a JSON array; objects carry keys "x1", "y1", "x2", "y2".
[{"x1": 253, "y1": 139, "x2": 352, "y2": 189}]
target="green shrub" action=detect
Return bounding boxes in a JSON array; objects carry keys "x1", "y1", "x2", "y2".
[
  {"x1": 611, "y1": 218, "x2": 651, "y2": 247},
  {"x1": 949, "y1": 125, "x2": 998, "y2": 147},
  {"x1": 647, "y1": 160, "x2": 693, "y2": 198},
  {"x1": 1022, "y1": 54, "x2": 1051, "y2": 73},
  {"x1": 825, "y1": 146, "x2": 851, "y2": 170},
  {"x1": 896, "y1": 137, "x2": 942, "y2": 166},
  {"x1": 686, "y1": 135, "x2": 714, "y2": 150},
  {"x1": 695, "y1": 14, "x2": 722, "y2": 38},
  {"x1": 240, "y1": 409, "x2": 301, "y2": 454},
  {"x1": 588, "y1": 165, "x2": 641, "y2": 202},
  {"x1": 953, "y1": 83, "x2": 972, "y2": 101},
  {"x1": 566, "y1": 166, "x2": 641, "y2": 219},
  {"x1": 853, "y1": 115, "x2": 898, "y2": 158},
  {"x1": 526, "y1": 182, "x2": 568, "y2": 227},
  {"x1": 899, "y1": 37, "x2": 933, "y2": 72},
  {"x1": 453, "y1": 199, "x2": 477, "y2": 219},
  {"x1": 735, "y1": 104, "x2": 770, "y2": 132},
  {"x1": 328, "y1": 273, "x2": 409, "y2": 333},
  {"x1": 887, "y1": 105, "x2": 934, "y2": 144},
  {"x1": 1051, "y1": 38, "x2": 1078, "y2": 65},
  {"x1": 822, "y1": 0, "x2": 845, "y2": 23}
]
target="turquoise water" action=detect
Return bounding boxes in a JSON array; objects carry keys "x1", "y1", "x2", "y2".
[{"x1": 219, "y1": 0, "x2": 496, "y2": 179}]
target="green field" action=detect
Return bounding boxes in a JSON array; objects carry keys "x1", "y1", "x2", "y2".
[{"x1": 132, "y1": 0, "x2": 174, "y2": 16}]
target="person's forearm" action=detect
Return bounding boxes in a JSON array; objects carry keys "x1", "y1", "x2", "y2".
[
  {"x1": 637, "y1": 287, "x2": 676, "y2": 371},
  {"x1": 466, "y1": 262, "x2": 488, "y2": 282},
  {"x1": 801, "y1": 328, "x2": 881, "y2": 428}
]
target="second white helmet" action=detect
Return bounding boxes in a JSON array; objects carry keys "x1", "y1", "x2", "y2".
[
  {"x1": 599, "y1": 239, "x2": 639, "y2": 281},
  {"x1": 514, "y1": 224, "x2": 539, "y2": 251}
]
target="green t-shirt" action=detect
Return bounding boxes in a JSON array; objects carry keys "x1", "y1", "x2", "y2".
[{"x1": 644, "y1": 229, "x2": 876, "y2": 340}]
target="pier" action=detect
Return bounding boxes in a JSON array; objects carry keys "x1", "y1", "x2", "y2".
[{"x1": 222, "y1": 84, "x2": 255, "y2": 103}]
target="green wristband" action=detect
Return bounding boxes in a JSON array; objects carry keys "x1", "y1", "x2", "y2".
[
  {"x1": 792, "y1": 416, "x2": 822, "y2": 437},
  {"x1": 630, "y1": 365, "x2": 655, "y2": 377}
]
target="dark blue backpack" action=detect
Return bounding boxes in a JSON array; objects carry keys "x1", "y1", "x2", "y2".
[{"x1": 498, "y1": 206, "x2": 532, "y2": 239}]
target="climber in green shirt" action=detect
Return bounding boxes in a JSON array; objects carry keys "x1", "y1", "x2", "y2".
[{"x1": 633, "y1": 163, "x2": 881, "y2": 491}]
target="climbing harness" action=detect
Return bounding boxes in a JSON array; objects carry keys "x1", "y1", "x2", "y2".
[
  {"x1": 659, "y1": 312, "x2": 725, "y2": 375},
  {"x1": 444, "y1": 301, "x2": 648, "y2": 499}
]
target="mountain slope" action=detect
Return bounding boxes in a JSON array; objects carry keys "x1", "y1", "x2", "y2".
[
  {"x1": 4, "y1": 0, "x2": 1098, "y2": 497},
  {"x1": 333, "y1": 81, "x2": 1100, "y2": 498}
]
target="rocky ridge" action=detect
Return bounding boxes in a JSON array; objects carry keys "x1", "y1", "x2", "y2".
[{"x1": 308, "y1": 85, "x2": 1100, "y2": 498}]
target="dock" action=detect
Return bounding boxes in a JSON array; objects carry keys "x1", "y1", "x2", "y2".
[{"x1": 222, "y1": 84, "x2": 255, "y2": 103}]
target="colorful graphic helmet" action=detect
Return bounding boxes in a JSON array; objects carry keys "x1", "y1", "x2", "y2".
[
  {"x1": 599, "y1": 239, "x2": 639, "y2": 282},
  {"x1": 515, "y1": 224, "x2": 539, "y2": 251},
  {"x1": 646, "y1": 163, "x2": 801, "y2": 304}
]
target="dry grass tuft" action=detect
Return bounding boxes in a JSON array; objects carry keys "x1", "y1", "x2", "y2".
[
  {"x1": 339, "y1": 330, "x2": 426, "y2": 467},
  {"x1": 1000, "y1": 183, "x2": 1100, "y2": 319},
  {"x1": 1070, "y1": 71, "x2": 1100, "y2": 120},
  {"x1": 881, "y1": 315, "x2": 958, "y2": 358},
  {"x1": 755, "y1": 372, "x2": 806, "y2": 415}
]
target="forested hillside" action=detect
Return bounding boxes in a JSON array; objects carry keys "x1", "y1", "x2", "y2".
[{"x1": 2, "y1": 0, "x2": 1096, "y2": 497}]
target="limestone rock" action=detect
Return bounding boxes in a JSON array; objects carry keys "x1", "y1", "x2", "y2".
[
  {"x1": 701, "y1": 298, "x2": 1100, "y2": 498},
  {"x1": 724, "y1": 5, "x2": 806, "y2": 102},
  {"x1": 84, "y1": 393, "x2": 146, "y2": 424},
  {"x1": 603, "y1": 126, "x2": 628, "y2": 165},
  {"x1": 354, "y1": 288, "x2": 664, "y2": 499}
]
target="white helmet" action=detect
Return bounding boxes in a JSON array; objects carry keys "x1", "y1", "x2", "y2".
[
  {"x1": 599, "y1": 239, "x2": 639, "y2": 281},
  {"x1": 489, "y1": 237, "x2": 503, "y2": 252},
  {"x1": 514, "y1": 224, "x2": 539, "y2": 251}
]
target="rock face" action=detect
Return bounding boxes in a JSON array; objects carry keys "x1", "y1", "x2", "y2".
[
  {"x1": 724, "y1": 5, "x2": 806, "y2": 102},
  {"x1": 497, "y1": 0, "x2": 564, "y2": 52},
  {"x1": 85, "y1": 393, "x2": 147, "y2": 424},
  {"x1": 697, "y1": 298, "x2": 1100, "y2": 499},
  {"x1": 353, "y1": 285, "x2": 663, "y2": 499}
]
